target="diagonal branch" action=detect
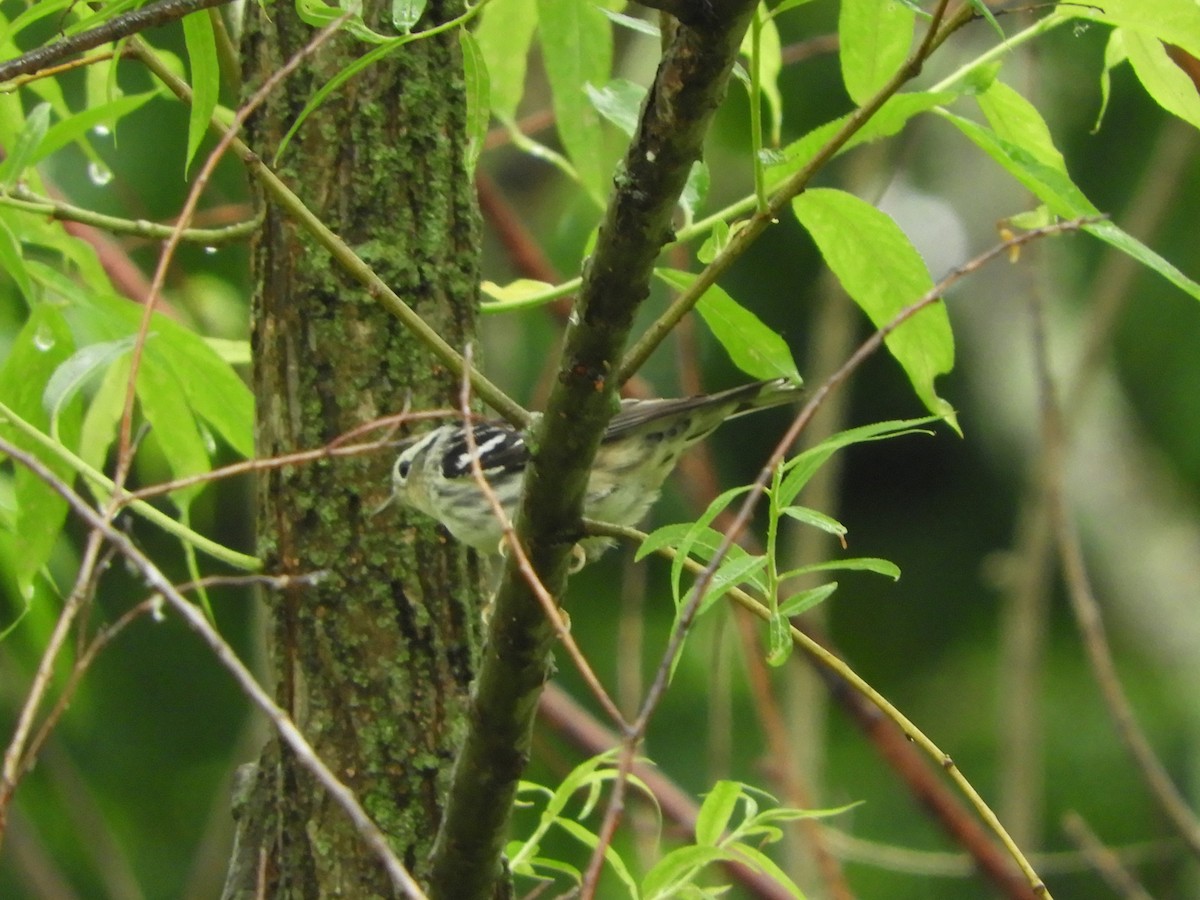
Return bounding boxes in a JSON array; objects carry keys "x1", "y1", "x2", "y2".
[
  {"x1": 0, "y1": 0, "x2": 236, "y2": 83},
  {"x1": 426, "y1": 1, "x2": 759, "y2": 896}
]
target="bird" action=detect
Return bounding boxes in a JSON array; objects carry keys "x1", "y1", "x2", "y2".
[{"x1": 390, "y1": 377, "x2": 802, "y2": 559}]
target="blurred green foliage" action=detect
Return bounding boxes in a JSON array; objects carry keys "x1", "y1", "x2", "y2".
[{"x1": 1, "y1": 0, "x2": 1199, "y2": 897}]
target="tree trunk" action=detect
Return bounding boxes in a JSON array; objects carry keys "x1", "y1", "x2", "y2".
[{"x1": 226, "y1": 2, "x2": 485, "y2": 895}]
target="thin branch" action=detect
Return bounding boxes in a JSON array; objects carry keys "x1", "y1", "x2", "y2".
[
  {"x1": 0, "y1": 532, "x2": 106, "y2": 845},
  {"x1": 0, "y1": 183, "x2": 263, "y2": 244},
  {"x1": 125, "y1": 407, "x2": 444, "y2": 502},
  {"x1": 457, "y1": 348, "x2": 627, "y2": 730},
  {"x1": 1049, "y1": 465, "x2": 1200, "y2": 859},
  {"x1": 0, "y1": 436, "x2": 428, "y2": 898},
  {"x1": 1023, "y1": 207, "x2": 1200, "y2": 859},
  {"x1": 590, "y1": 519, "x2": 1042, "y2": 900},
  {"x1": 17, "y1": 571, "x2": 323, "y2": 789},
  {"x1": 0, "y1": 398, "x2": 257, "y2": 570},
  {"x1": 0, "y1": 49, "x2": 122, "y2": 93},
  {"x1": 581, "y1": 218, "x2": 1097, "y2": 898},
  {"x1": 0, "y1": 0, "x2": 236, "y2": 83},
  {"x1": 1061, "y1": 812, "x2": 1156, "y2": 900}
]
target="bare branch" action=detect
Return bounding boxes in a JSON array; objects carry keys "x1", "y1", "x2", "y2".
[{"x1": 0, "y1": 0, "x2": 236, "y2": 83}]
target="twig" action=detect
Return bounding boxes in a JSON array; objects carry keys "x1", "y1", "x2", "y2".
[
  {"x1": 583, "y1": 218, "x2": 1099, "y2": 898},
  {"x1": 125, "y1": 407, "x2": 446, "y2": 502},
  {"x1": 0, "y1": 183, "x2": 263, "y2": 244},
  {"x1": 0, "y1": 49, "x2": 121, "y2": 92},
  {"x1": 13, "y1": 570, "x2": 316, "y2": 797},
  {"x1": 1025, "y1": 212, "x2": 1200, "y2": 860},
  {"x1": 590, "y1": 517, "x2": 1041, "y2": 899},
  {"x1": 1048, "y1": 461, "x2": 1200, "y2": 859},
  {"x1": 0, "y1": 532, "x2": 106, "y2": 845},
  {"x1": 1061, "y1": 812, "x2": 1155, "y2": 900},
  {"x1": 457, "y1": 347, "x2": 627, "y2": 729},
  {"x1": 0, "y1": 0, "x2": 237, "y2": 83},
  {"x1": 0, "y1": 435, "x2": 428, "y2": 898}
]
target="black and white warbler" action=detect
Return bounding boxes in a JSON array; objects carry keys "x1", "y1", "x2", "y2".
[{"x1": 391, "y1": 377, "x2": 802, "y2": 557}]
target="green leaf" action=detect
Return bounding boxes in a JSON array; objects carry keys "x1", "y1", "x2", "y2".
[
  {"x1": 67, "y1": 290, "x2": 254, "y2": 458},
  {"x1": 599, "y1": 6, "x2": 660, "y2": 38},
  {"x1": 30, "y1": 91, "x2": 158, "y2": 167},
  {"x1": 181, "y1": 11, "x2": 219, "y2": 177},
  {"x1": 136, "y1": 354, "x2": 211, "y2": 507},
  {"x1": 0, "y1": 211, "x2": 33, "y2": 303},
  {"x1": 726, "y1": 842, "x2": 807, "y2": 897},
  {"x1": 766, "y1": 610, "x2": 793, "y2": 666},
  {"x1": 668, "y1": 484, "x2": 752, "y2": 606},
  {"x1": 42, "y1": 335, "x2": 138, "y2": 441},
  {"x1": 78, "y1": 355, "x2": 129, "y2": 487},
  {"x1": 481, "y1": 278, "x2": 557, "y2": 306},
  {"x1": 1094, "y1": 29, "x2": 1128, "y2": 132},
  {"x1": 1058, "y1": 0, "x2": 1200, "y2": 57},
  {"x1": 459, "y1": 28, "x2": 489, "y2": 172},
  {"x1": 643, "y1": 844, "x2": 730, "y2": 900},
  {"x1": 535, "y1": 0, "x2": 613, "y2": 203},
  {"x1": 655, "y1": 268, "x2": 801, "y2": 382},
  {"x1": 1006, "y1": 205, "x2": 1055, "y2": 230},
  {"x1": 963, "y1": 0, "x2": 1004, "y2": 38},
  {"x1": 0, "y1": 306, "x2": 79, "y2": 599},
  {"x1": 779, "y1": 556, "x2": 901, "y2": 582},
  {"x1": 838, "y1": 0, "x2": 915, "y2": 104},
  {"x1": 294, "y1": 0, "x2": 393, "y2": 42},
  {"x1": 510, "y1": 852, "x2": 582, "y2": 883},
  {"x1": 474, "y1": 0, "x2": 538, "y2": 121},
  {"x1": 940, "y1": 111, "x2": 1200, "y2": 302},
  {"x1": 776, "y1": 582, "x2": 838, "y2": 617},
  {"x1": 555, "y1": 817, "x2": 639, "y2": 896},
  {"x1": 0, "y1": 102, "x2": 51, "y2": 187},
  {"x1": 975, "y1": 80, "x2": 1065, "y2": 170},
  {"x1": 791, "y1": 189, "x2": 956, "y2": 425},
  {"x1": 679, "y1": 160, "x2": 709, "y2": 227},
  {"x1": 586, "y1": 78, "x2": 645, "y2": 137},
  {"x1": 697, "y1": 554, "x2": 768, "y2": 615},
  {"x1": 697, "y1": 218, "x2": 730, "y2": 264},
  {"x1": 0, "y1": 0, "x2": 76, "y2": 42},
  {"x1": 637, "y1": 521, "x2": 721, "y2": 562},
  {"x1": 778, "y1": 504, "x2": 847, "y2": 539},
  {"x1": 1122, "y1": 27, "x2": 1200, "y2": 128},
  {"x1": 777, "y1": 417, "x2": 937, "y2": 504},
  {"x1": 769, "y1": 0, "x2": 820, "y2": 17},
  {"x1": 695, "y1": 781, "x2": 742, "y2": 845},
  {"x1": 205, "y1": 338, "x2": 251, "y2": 366},
  {"x1": 393, "y1": 0, "x2": 427, "y2": 32}
]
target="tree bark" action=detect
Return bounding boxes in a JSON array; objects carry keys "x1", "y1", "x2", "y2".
[{"x1": 227, "y1": 1, "x2": 485, "y2": 895}]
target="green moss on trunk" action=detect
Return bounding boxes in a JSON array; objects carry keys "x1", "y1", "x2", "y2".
[{"x1": 232, "y1": 1, "x2": 485, "y2": 895}]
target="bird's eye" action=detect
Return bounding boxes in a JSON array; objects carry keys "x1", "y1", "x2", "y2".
[{"x1": 395, "y1": 458, "x2": 412, "y2": 481}]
